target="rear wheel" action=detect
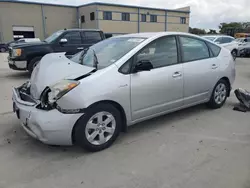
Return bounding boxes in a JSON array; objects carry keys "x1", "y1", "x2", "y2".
[
  {"x1": 207, "y1": 79, "x2": 229, "y2": 109},
  {"x1": 231, "y1": 49, "x2": 237, "y2": 60},
  {"x1": 28, "y1": 56, "x2": 42, "y2": 74},
  {"x1": 0, "y1": 47, "x2": 6, "y2": 52},
  {"x1": 74, "y1": 103, "x2": 122, "y2": 152}
]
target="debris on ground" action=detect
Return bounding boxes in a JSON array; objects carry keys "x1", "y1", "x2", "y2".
[{"x1": 234, "y1": 88, "x2": 250, "y2": 112}]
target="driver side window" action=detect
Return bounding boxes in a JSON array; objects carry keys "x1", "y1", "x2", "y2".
[
  {"x1": 135, "y1": 36, "x2": 178, "y2": 69},
  {"x1": 63, "y1": 32, "x2": 82, "y2": 44}
]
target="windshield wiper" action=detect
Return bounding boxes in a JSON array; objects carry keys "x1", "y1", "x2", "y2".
[{"x1": 92, "y1": 49, "x2": 99, "y2": 69}]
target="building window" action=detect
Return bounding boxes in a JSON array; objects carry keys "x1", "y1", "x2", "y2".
[
  {"x1": 90, "y1": 12, "x2": 95, "y2": 21},
  {"x1": 180, "y1": 17, "x2": 186, "y2": 24},
  {"x1": 103, "y1": 11, "x2": 112, "y2": 20},
  {"x1": 122, "y1": 13, "x2": 130, "y2": 21},
  {"x1": 150, "y1": 15, "x2": 157, "y2": 22},
  {"x1": 81, "y1": 15, "x2": 85, "y2": 23},
  {"x1": 141, "y1": 14, "x2": 146, "y2": 22}
]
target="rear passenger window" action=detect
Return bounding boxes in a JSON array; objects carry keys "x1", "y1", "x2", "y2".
[
  {"x1": 207, "y1": 42, "x2": 221, "y2": 57},
  {"x1": 84, "y1": 32, "x2": 102, "y2": 43},
  {"x1": 180, "y1": 36, "x2": 210, "y2": 62}
]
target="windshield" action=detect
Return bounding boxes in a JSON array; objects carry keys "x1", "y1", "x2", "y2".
[
  {"x1": 44, "y1": 30, "x2": 64, "y2": 43},
  {"x1": 203, "y1": 36, "x2": 216, "y2": 41},
  {"x1": 70, "y1": 37, "x2": 145, "y2": 69}
]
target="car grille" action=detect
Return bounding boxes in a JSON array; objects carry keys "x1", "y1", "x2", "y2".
[{"x1": 9, "y1": 48, "x2": 12, "y2": 57}]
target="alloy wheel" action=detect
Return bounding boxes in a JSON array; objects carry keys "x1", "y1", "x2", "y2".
[
  {"x1": 214, "y1": 83, "x2": 227, "y2": 104},
  {"x1": 85, "y1": 111, "x2": 116, "y2": 145}
]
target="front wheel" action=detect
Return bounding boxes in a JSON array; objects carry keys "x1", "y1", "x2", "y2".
[
  {"x1": 207, "y1": 79, "x2": 229, "y2": 109},
  {"x1": 28, "y1": 56, "x2": 42, "y2": 75},
  {"x1": 74, "y1": 103, "x2": 122, "y2": 152}
]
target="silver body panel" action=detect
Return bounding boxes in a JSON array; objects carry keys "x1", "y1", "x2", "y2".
[{"x1": 12, "y1": 32, "x2": 236, "y2": 145}]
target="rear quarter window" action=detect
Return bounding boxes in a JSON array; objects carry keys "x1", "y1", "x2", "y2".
[{"x1": 207, "y1": 42, "x2": 221, "y2": 57}]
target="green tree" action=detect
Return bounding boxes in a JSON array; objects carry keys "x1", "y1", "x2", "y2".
[
  {"x1": 207, "y1": 29, "x2": 217, "y2": 34},
  {"x1": 189, "y1": 27, "x2": 206, "y2": 35}
]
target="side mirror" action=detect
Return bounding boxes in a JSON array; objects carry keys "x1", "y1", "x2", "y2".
[
  {"x1": 215, "y1": 41, "x2": 220, "y2": 44},
  {"x1": 59, "y1": 38, "x2": 68, "y2": 44},
  {"x1": 134, "y1": 60, "x2": 153, "y2": 72}
]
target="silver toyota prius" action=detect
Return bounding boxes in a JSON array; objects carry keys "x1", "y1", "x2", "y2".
[{"x1": 12, "y1": 32, "x2": 236, "y2": 151}]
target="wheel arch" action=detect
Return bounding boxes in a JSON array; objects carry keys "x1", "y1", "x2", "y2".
[
  {"x1": 71, "y1": 100, "x2": 127, "y2": 145},
  {"x1": 219, "y1": 77, "x2": 231, "y2": 97}
]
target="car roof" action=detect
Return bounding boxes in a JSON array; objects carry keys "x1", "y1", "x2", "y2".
[
  {"x1": 61, "y1": 29, "x2": 103, "y2": 32},
  {"x1": 114, "y1": 32, "x2": 199, "y2": 39},
  {"x1": 204, "y1": 35, "x2": 234, "y2": 38}
]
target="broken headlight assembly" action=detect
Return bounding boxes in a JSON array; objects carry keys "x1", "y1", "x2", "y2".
[
  {"x1": 48, "y1": 80, "x2": 80, "y2": 104},
  {"x1": 39, "y1": 80, "x2": 79, "y2": 110}
]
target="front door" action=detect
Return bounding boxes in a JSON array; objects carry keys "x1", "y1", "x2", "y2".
[
  {"x1": 179, "y1": 36, "x2": 220, "y2": 105},
  {"x1": 130, "y1": 36, "x2": 184, "y2": 121},
  {"x1": 53, "y1": 31, "x2": 84, "y2": 56}
]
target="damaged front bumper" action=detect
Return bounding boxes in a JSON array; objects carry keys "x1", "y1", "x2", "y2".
[{"x1": 12, "y1": 84, "x2": 84, "y2": 146}]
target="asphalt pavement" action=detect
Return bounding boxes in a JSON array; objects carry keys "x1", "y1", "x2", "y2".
[{"x1": 0, "y1": 53, "x2": 250, "y2": 188}]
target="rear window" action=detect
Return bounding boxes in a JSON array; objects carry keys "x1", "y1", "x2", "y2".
[
  {"x1": 84, "y1": 31, "x2": 102, "y2": 43},
  {"x1": 207, "y1": 42, "x2": 221, "y2": 57}
]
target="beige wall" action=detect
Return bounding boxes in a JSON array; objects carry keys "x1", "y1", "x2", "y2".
[
  {"x1": 0, "y1": 2, "x2": 43, "y2": 42},
  {"x1": 43, "y1": 5, "x2": 77, "y2": 37},
  {"x1": 78, "y1": 5, "x2": 98, "y2": 29},
  {"x1": 99, "y1": 21, "x2": 137, "y2": 33},
  {"x1": 0, "y1": 2, "x2": 190, "y2": 42}
]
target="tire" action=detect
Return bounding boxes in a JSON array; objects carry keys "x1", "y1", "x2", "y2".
[
  {"x1": 0, "y1": 47, "x2": 6, "y2": 52},
  {"x1": 27, "y1": 56, "x2": 42, "y2": 74},
  {"x1": 207, "y1": 79, "x2": 229, "y2": 109},
  {"x1": 231, "y1": 50, "x2": 237, "y2": 60},
  {"x1": 74, "y1": 103, "x2": 122, "y2": 152}
]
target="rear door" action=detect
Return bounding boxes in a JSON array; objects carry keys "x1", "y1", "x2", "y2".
[
  {"x1": 53, "y1": 31, "x2": 83, "y2": 56},
  {"x1": 82, "y1": 31, "x2": 104, "y2": 49},
  {"x1": 180, "y1": 36, "x2": 220, "y2": 106}
]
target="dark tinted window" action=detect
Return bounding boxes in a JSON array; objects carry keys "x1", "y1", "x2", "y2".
[
  {"x1": 207, "y1": 42, "x2": 221, "y2": 57},
  {"x1": 180, "y1": 36, "x2": 210, "y2": 62},
  {"x1": 221, "y1": 37, "x2": 233, "y2": 44},
  {"x1": 135, "y1": 36, "x2": 178, "y2": 69},
  {"x1": 180, "y1": 17, "x2": 186, "y2": 24},
  {"x1": 84, "y1": 31, "x2": 102, "y2": 43},
  {"x1": 90, "y1": 12, "x2": 95, "y2": 21},
  {"x1": 122, "y1": 13, "x2": 130, "y2": 21},
  {"x1": 63, "y1": 32, "x2": 82, "y2": 44},
  {"x1": 150, "y1": 15, "x2": 157, "y2": 22},
  {"x1": 81, "y1": 15, "x2": 85, "y2": 23},
  {"x1": 103, "y1": 11, "x2": 112, "y2": 20},
  {"x1": 215, "y1": 37, "x2": 222, "y2": 44},
  {"x1": 141, "y1": 14, "x2": 146, "y2": 22}
]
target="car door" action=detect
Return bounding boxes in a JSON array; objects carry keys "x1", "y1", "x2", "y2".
[
  {"x1": 179, "y1": 36, "x2": 220, "y2": 106},
  {"x1": 130, "y1": 36, "x2": 184, "y2": 121},
  {"x1": 54, "y1": 31, "x2": 83, "y2": 56},
  {"x1": 82, "y1": 31, "x2": 103, "y2": 49}
]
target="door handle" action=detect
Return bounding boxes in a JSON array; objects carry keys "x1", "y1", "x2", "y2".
[
  {"x1": 172, "y1": 71, "x2": 182, "y2": 78},
  {"x1": 77, "y1": 47, "x2": 84, "y2": 50},
  {"x1": 211, "y1": 64, "x2": 218, "y2": 69}
]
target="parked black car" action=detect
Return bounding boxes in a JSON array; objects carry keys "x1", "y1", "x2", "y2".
[
  {"x1": 0, "y1": 43, "x2": 8, "y2": 52},
  {"x1": 8, "y1": 29, "x2": 105, "y2": 74}
]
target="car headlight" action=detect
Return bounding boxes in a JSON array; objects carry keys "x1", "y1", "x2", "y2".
[
  {"x1": 48, "y1": 80, "x2": 80, "y2": 103},
  {"x1": 12, "y1": 49, "x2": 22, "y2": 57}
]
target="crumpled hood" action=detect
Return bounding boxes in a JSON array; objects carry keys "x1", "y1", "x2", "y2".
[{"x1": 30, "y1": 52, "x2": 95, "y2": 99}]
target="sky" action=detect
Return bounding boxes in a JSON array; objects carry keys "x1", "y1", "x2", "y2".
[{"x1": 18, "y1": 0, "x2": 250, "y2": 30}]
